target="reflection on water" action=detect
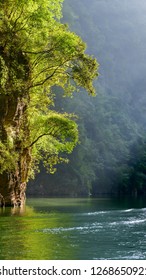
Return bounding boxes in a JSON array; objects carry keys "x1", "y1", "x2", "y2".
[{"x1": 0, "y1": 197, "x2": 146, "y2": 260}]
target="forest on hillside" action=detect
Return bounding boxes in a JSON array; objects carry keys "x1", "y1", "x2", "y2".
[{"x1": 28, "y1": 0, "x2": 146, "y2": 198}]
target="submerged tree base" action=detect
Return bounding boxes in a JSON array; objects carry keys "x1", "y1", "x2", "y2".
[{"x1": 0, "y1": 173, "x2": 26, "y2": 207}]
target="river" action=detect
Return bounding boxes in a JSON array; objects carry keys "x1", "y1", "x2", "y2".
[{"x1": 0, "y1": 197, "x2": 146, "y2": 260}]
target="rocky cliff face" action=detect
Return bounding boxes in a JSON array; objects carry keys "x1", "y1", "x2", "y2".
[
  {"x1": 0, "y1": 36, "x2": 31, "y2": 206},
  {"x1": 0, "y1": 94, "x2": 31, "y2": 206}
]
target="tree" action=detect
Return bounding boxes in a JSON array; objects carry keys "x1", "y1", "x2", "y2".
[{"x1": 0, "y1": 0, "x2": 98, "y2": 206}]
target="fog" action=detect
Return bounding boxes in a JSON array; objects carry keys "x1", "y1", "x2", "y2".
[{"x1": 27, "y1": 0, "x2": 146, "y2": 197}]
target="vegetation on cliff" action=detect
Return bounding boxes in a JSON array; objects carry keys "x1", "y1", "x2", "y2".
[{"x1": 0, "y1": 0, "x2": 98, "y2": 206}]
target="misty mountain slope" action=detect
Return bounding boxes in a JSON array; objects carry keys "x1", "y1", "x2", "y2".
[{"x1": 27, "y1": 0, "x2": 146, "y2": 197}]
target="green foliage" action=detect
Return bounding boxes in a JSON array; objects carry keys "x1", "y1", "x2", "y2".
[
  {"x1": 0, "y1": 141, "x2": 18, "y2": 173},
  {"x1": 0, "y1": 56, "x2": 8, "y2": 91},
  {"x1": 0, "y1": 0, "x2": 98, "y2": 179},
  {"x1": 32, "y1": 0, "x2": 146, "y2": 197},
  {"x1": 29, "y1": 112, "x2": 79, "y2": 175}
]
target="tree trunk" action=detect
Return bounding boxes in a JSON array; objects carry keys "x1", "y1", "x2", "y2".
[
  {"x1": 0, "y1": 173, "x2": 26, "y2": 207},
  {"x1": 0, "y1": 94, "x2": 31, "y2": 207},
  {"x1": 0, "y1": 23, "x2": 32, "y2": 207}
]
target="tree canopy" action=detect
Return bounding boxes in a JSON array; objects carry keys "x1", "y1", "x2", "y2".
[{"x1": 0, "y1": 0, "x2": 98, "y2": 206}]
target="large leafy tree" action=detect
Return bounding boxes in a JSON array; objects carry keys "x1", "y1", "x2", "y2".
[{"x1": 0, "y1": 0, "x2": 98, "y2": 206}]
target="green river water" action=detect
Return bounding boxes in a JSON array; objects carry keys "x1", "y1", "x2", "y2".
[{"x1": 0, "y1": 197, "x2": 146, "y2": 260}]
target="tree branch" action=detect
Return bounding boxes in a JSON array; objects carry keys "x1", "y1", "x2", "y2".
[
  {"x1": 28, "y1": 133, "x2": 50, "y2": 148},
  {"x1": 29, "y1": 65, "x2": 61, "y2": 89}
]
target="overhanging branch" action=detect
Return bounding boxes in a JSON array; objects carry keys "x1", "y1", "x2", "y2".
[{"x1": 28, "y1": 133, "x2": 50, "y2": 148}]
